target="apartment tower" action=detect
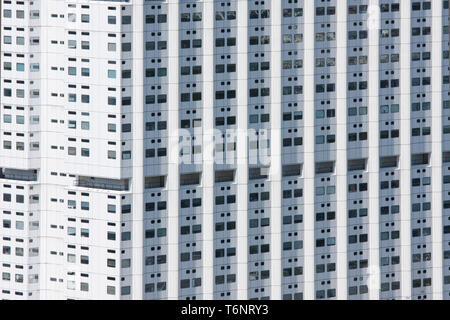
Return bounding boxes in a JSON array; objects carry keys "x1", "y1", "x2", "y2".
[{"x1": 0, "y1": 0, "x2": 449, "y2": 300}]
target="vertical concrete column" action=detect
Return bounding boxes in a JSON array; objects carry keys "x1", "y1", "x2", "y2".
[
  {"x1": 431, "y1": 0, "x2": 444, "y2": 300},
  {"x1": 270, "y1": 0, "x2": 282, "y2": 300},
  {"x1": 202, "y1": 0, "x2": 215, "y2": 300},
  {"x1": 167, "y1": 0, "x2": 180, "y2": 300},
  {"x1": 236, "y1": 0, "x2": 249, "y2": 300},
  {"x1": 399, "y1": 0, "x2": 412, "y2": 300},
  {"x1": 303, "y1": 0, "x2": 316, "y2": 300},
  {"x1": 335, "y1": 0, "x2": 348, "y2": 300},
  {"x1": 368, "y1": 0, "x2": 381, "y2": 300}
]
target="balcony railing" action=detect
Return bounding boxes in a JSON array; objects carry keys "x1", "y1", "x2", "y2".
[
  {"x1": 0, "y1": 173, "x2": 37, "y2": 182},
  {"x1": 74, "y1": 179, "x2": 129, "y2": 191}
]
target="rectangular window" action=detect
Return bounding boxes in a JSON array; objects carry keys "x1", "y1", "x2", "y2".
[
  {"x1": 16, "y1": 63, "x2": 25, "y2": 72},
  {"x1": 81, "y1": 14, "x2": 90, "y2": 23},
  {"x1": 108, "y1": 70, "x2": 116, "y2": 79},
  {"x1": 122, "y1": 16, "x2": 131, "y2": 25},
  {"x1": 108, "y1": 43, "x2": 116, "y2": 51}
]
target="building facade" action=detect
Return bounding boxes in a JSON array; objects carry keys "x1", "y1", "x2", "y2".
[{"x1": 0, "y1": 0, "x2": 449, "y2": 300}]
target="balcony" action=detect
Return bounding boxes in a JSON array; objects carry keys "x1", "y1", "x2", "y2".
[
  {"x1": 0, "y1": 168, "x2": 38, "y2": 182},
  {"x1": 75, "y1": 176, "x2": 129, "y2": 191}
]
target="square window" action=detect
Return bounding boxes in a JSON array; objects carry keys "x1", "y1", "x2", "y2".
[
  {"x1": 108, "y1": 43, "x2": 116, "y2": 51},
  {"x1": 108, "y1": 70, "x2": 116, "y2": 79},
  {"x1": 81, "y1": 14, "x2": 90, "y2": 23}
]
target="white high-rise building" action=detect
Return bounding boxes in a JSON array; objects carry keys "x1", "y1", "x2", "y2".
[{"x1": 0, "y1": 0, "x2": 448, "y2": 300}]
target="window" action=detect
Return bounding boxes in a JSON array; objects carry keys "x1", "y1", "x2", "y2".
[
  {"x1": 68, "y1": 67, "x2": 76, "y2": 76},
  {"x1": 16, "y1": 63, "x2": 24, "y2": 72},
  {"x1": 108, "y1": 232, "x2": 116, "y2": 240},
  {"x1": 81, "y1": 95, "x2": 90, "y2": 103},
  {"x1": 81, "y1": 201, "x2": 89, "y2": 210},
  {"x1": 16, "y1": 195, "x2": 24, "y2": 203},
  {"x1": 81, "y1": 121, "x2": 90, "y2": 130},
  {"x1": 122, "y1": 123, "x2": 131, "y2": 133},
  {"x1": 157, "y1": 14, "x2": 167, "y2": 23},
  {"x1": 68, "y1": 147, "x2": 76, "y2": 156},
  {"x1": 81, "y1": 14, "x2": 90, "y2": 23},
  {"x1": 122, "y1": 70, "x2": 131, "y2": 79},
  {"x1": 16, "y1": 10, "x2": 25, "y2": 19},
  {"x1": 107, "y1": 204, "x2": 116, "y2": 213},
  {"x1": 67, "y1": 227, "x2": 76, "y2": 236},
  {"x1": 108, "y1": 43, "x2": 116, "y2": 52},
  {"x1": 122, "y1": 43, "x2": 131, "y2": 52},
  {"x1": 80, "y1": 282, "x2": 89, "y2": 292},
  {"x1": 108, "y1": 97, "x2": 117, "y2": 105},
  {"x1": 108, "y1": 70, "x2": 116, "y2": 79},
  {"x1": 15, "y1": 142, "x2": 24, "y2": 151},
  {"x1": 122, "y1": 16, "x2": 131, "y2": 25},
  {"x1": 81, "y1": 228, "x2": 89, "y2": 237},
  {"x1": 68, "y1": 40, "x2": 76, "y2": 49},
  {"x1": 118, "y1": 258, "x2": 131, "y2": 270},
  {"x1": 81, "y1": 148, "x2": 90, "y2": 157},
  {"x1": 181, "y1": 40, "x2": 190, "y2": 49},
  {"x1": 121, "y1": 232, "x2": 131, "y2": 241},
  {"x1": 67, "y1": 254, "x2": 75, "y2": 263},
  {"x1": 4, "y1": 62, "x2": 12, "y2": 70},
  {"x1": 122, "y1": 204, "x2": 132, "y2": 214},
  {"x1": 16, "y1": 221, "x2": 24, "y2": 230},
  {"x1": 108, "y1": 123, "x2": 116, "y2": 132},
  {"x1": 30, "y1": 65, "x2": 40, "y2": 75},
  {"x1": 107, "y1": 286, "x2": 116, "y2": 295}
]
